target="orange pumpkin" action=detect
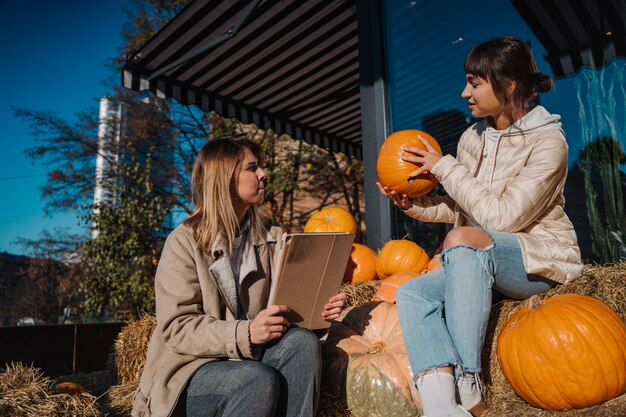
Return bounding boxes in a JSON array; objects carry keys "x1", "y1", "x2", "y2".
[
  {"x1": 304, "y1": 206, "x2": 358, "y2": 234},
  {"x1": 376, "y1": 130, "x2": 442, "y2": 198},
  {"x1": 426, "y1": 255, "x2": 442, "y2": 272},
  {"x1": 376, "y1": 240, "x2": 430, "y2": 280},
  {"x1": 497, "y1": 294, "x2": 626, "y2": 410},
  {"x1": 54, "y1": 381, "x2": 86, "y2": 395},
  {"x1": 322, "y1": 302, "x2": 422, "y2": 416},
  {"x1": 373, "y1": 271, "x2": 419, "y2": 303},
  {"x1": 343, "y1": 243, "x2": 378, "y2": 284}
]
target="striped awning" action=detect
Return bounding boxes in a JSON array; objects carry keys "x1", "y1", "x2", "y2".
[
  {"x1": 511, "y1": 0, "x2": 626, "y2": 78},
  {"x1": 122, "y1": 0, "x2": 362, "y2": 159}
]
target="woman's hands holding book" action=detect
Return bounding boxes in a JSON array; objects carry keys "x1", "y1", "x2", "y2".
[
  {"x1": 249, "y1": 304, "x2": 291, "y2": 344},
  {"x1": 322, "y1": 292, "x2": 346, "y2": 322}
]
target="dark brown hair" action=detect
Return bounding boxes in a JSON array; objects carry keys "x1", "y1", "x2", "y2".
[{"x1": 464, "y1": 36, "x2": 552, "y2": 123}]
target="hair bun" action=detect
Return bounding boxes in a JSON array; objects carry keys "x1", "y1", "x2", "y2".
[{"x1": 533, "y1": 72, "x2": 553, "y2": 93}]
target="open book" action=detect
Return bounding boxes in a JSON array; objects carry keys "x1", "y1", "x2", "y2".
[{"x1": 267, "y1": 232, "x2": 355, "y2": 330}]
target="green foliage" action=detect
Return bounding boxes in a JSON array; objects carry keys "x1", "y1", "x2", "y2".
[
  {"x1": 576, "y1": 63, "x2": 626, "y2": 264},
  {"x1": 580, "y1": 143, "x2": 626, "y2": 264},
  {"x1": 78, "y1": 156, "x2": 167, "y2": 318}
]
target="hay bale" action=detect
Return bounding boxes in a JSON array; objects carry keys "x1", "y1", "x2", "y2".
[
  {"x1": 341, "y1": 280, "x2": 381, "y2": 308},
  {"x1": 482, "y1": 263, "x2": 626, "y2": 417},
  {"x1": 0, "y1": 362, "x2": 101, "y2": 417},
  {"x1": 114, "y1": 314, "x2": 157, "y2": 385},
  {"x1": 108, "y1": 381, "x2": 139, "y2": 415},
  {"x1": 107, "y1": 314, "x2": 156, "y2": 415}
]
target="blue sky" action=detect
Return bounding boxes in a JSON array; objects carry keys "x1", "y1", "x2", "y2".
[{"x1": 0, "y1": 0, "x2": 130, "y2": 254}]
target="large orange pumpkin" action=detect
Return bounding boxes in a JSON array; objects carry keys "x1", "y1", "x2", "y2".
[
  {"x1": 497, "y1": 294, "x2": 626, "y2": 410},
  {"x1": 304, "y1": 206, "x2": 358, "y2": 234},
  {"x1": 343, "y1": 243, "x2": 378, "y2": 284},
  {"x1": 376, "y1": 239, "x2": 430, "y2": 280},
  {"x1": 376, "y1": 129, "x2": 442, "y2": 198},
  {"x1": 322, "y1": 302, "x2": 422, "y2": 416},
  {"x1": 373, "y1": 271, "x2": 419, "y2": 303}
]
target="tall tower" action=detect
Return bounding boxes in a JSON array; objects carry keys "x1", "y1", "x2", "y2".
[
  {"x1": 92, "y1": 96, "x2": 175, "y2": 239},
  {"x1": 93, "y1": 97, "x2": 124, "y2": 239}
]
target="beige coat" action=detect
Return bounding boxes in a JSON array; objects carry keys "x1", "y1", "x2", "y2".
[
  {"x1": 405, "y1": 106, "x2": 582, "y2": 284},
  {"x1": 131, "y1": 223, "x2": 282, "y2": 417}
]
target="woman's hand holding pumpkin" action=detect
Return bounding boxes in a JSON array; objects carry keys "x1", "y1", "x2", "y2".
[
  {"x1": 376, "y1": 182, "x2": 413, "y2": 211},
  {"x1": 322, "y1": 292, "x2": 346, "y2": 322},
  {"x1": 402, "y1": 134, "x2": 443, "y2": 178},
  {"x1": 249, "y1": 304, "x2": 290, "y2": 344}
]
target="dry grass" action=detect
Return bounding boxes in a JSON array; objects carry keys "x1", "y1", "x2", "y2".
[
  {"x1": 0, "y1": 362, "x2": 102, "y2": 417},
  {"x1": 106, "y1": 314, "x2": 157, "y2": 415},
  {"x1": 113, "y1": 314, "x2": 157, "y2": 386},
  {"x1": 341, "y1": 280, "x2": 382, "y2": 308}
]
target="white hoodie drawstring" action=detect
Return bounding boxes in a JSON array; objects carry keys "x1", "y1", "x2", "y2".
[
  {"x1": 488, "y1": 132, "x2": 503, "y2": 190},
  {"x1": 479, "y1": 128, "x2": 503, "y2": 191}
]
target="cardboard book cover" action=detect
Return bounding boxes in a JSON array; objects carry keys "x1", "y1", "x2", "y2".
[{"x1": 267, "y1": 232, "x2": 355, "y2": 330}]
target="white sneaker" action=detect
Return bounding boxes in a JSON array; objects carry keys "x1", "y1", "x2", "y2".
[{"x1": 456, "y1": 373, "x2": 485, "y2": 416}]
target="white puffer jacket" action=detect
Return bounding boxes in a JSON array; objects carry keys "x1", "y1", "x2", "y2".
[{"x1": 404, "y1": 106, "x2": 582, "y2": 284}]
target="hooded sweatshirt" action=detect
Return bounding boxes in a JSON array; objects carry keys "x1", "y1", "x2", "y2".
[
  {"x1": 478, "y1": 106, "x2": 563, "y2": 188},
  {"x1": 404, "y1": 105, "x2": 582, "y2": 284}
]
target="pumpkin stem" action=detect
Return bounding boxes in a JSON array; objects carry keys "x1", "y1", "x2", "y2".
[
  {"x1": 528, "y1": 295, "x2": 544, "y2": 310},
  {"x1": 368, "y1": 341, "x2": 386, "y2": 354}
]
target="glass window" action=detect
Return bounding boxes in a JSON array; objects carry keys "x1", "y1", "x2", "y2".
[{"x1": 381, "y1": 0, "x2": 626, "y2": 262}]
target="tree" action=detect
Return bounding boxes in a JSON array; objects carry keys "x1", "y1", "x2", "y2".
[
  {"x1": 14, "y1": 0, "x2": 366, "y2": 321},
  {"x1": 0, "y1": 245, "x2": 81, "y2": 326},
  {"x1": 78, "y1": 156, "x2": 167, "y2": 318}
]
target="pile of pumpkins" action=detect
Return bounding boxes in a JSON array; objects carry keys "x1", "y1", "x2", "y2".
[{"x1": 304, "y1": 206, "x2": 439, "y2": 304}]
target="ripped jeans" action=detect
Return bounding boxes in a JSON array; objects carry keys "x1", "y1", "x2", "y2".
[{"x1": 396, "y1": 230, "x2": 556, "y2": 378}]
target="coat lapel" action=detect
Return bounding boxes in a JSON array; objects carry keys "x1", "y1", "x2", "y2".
[
  {"x1": 238, "y1": 237, "x2": 258, "y2": 283},
  {"x1": 208, "y1": 236, "x2": 238, "y2": 315},
  {"x1": 207, "y1": 227, "x2": 277, "y2": 316}
]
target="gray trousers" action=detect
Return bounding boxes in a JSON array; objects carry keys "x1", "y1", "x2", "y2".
[{"x1": 180, "y1": 327, "x2": 321, "y2": 417}]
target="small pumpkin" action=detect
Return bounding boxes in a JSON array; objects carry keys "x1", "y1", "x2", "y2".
[
  {"x1": 426, "y1": 255, "x2": 442, "y2": 272},
  {"x1": 376, "y1": 129, "x2": 442, "y2": 198},
  {"x1": 373, "y1": 271, "x2": 419, "y2": 303},
  {"x1": 376, "y1": 239, "x2": 430, "y2": 280},
  {"x1": 304, "y1": 206, "x2": 358, "y2": 234},
  {"x1": 54, "y1": 381, "x2": 86, "y2": 395},
  {"x1": 497, "y1": 294, "x2": 626, "y2": 410},
  {"x1": 343, "y1": 243, "x2": 378, "y2": 284},
  {"x1": 322, "y1": 302, "x2": 422, "y2": 417}
]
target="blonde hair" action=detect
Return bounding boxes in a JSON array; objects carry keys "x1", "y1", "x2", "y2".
[{"x1": 184, "y1": 134, "x2": 267, "y2": 256}]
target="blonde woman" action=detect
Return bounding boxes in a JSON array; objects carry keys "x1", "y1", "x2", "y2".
[{"x1": 132, "y1": 135, "x2": 345, "y2": 417}]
